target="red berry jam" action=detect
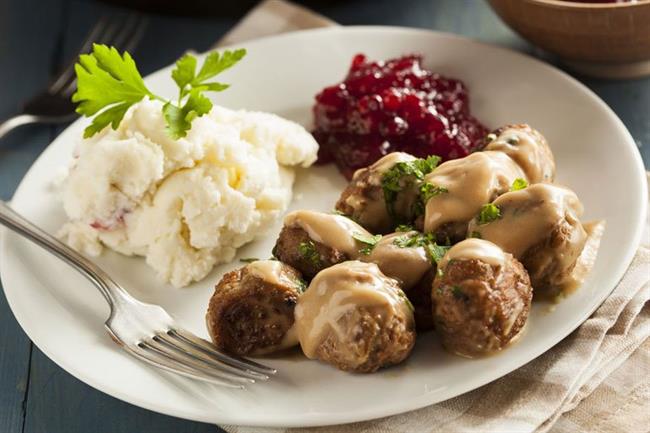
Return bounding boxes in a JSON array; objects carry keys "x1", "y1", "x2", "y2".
[{"x1": 313, "y1": 54, "x2": 488, "y2": 179}]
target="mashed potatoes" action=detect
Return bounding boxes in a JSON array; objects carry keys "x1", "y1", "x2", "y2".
[{"x1": 59, "y1": 99, "x2": 318, "y2": 287}]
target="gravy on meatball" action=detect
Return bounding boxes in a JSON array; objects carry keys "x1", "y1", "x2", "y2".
[
  {"x1": 467, "y1": 183, "x2": 587, "y2": 297},
  {"x1": 295, "y1": 261, "x2": 416, "y2": 373},
  {"x1": 432, "y1": 239, "x2": 532, "y2": 357}
]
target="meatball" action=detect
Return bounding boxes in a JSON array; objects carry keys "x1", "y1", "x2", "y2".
[
  {"x1": 295, "y1": 261, "x2": 416, "y2": 373},
  {"x1": 360, "y1": 231, "x2": 436, "y2": 331},
  {"x1": 467, "y1": 183, "x2": 587, "y2": 298},
  {"x1": 484, "y1": 124, "x2": 555, "y2": 183},
  {"x1": 422, "y1": 151, "x2": 526, "y2": 242},
  {"x1": 206, "y1": 260, "x2": 305, "y2": 356},
  {"x1": 273, "y1": 210, "x2": 373, "y2": 279},
  {"x1": 335, "y1": 152, "x2": 421, "y2": 233},
  {"x1": 408, "y1": 268, "x2": 436, "y2": 331},
  {"x1": 432, "y1": 239, "x2": 532, "y2": 357},
  {"x1": 361, "y1": 231, "x2": 433, "y2": 290}
]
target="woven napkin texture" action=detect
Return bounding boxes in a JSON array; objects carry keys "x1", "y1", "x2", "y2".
[{"x1": 218, "y1": 2, "x2": 650, "y2": 432}]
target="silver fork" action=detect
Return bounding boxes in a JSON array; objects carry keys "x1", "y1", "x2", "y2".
[
  {"x1": 0, "y1": 200, "x2": 276, "y2": 388},
  {"x1": 0, "y1": 14, "x2": 147, "y2": 140}
]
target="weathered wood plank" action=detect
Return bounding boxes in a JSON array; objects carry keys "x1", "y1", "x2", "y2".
[{"x1": 0, "y1": 0, "x2": 64, "y2": 432}]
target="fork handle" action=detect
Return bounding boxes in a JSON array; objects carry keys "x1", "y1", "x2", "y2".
[
  {"x1": 0, "y1": 114, "x2": 48, "y2": 140},
  {"x1": 0, "y1": 200, "x2": 129, "y2": 308}
]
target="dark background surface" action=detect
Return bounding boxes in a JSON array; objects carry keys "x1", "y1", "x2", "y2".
[{"x1": 0, "y1": 1, "x2": 648, "y2": 432}]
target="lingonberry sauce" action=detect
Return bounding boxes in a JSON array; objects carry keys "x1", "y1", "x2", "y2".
[{"x1": 313, "y1": 54, "x2": 488, "y2": 179}]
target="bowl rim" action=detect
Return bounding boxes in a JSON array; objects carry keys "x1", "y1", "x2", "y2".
[{"x1": 526, "y1": 0, "x2": 649, "y2": 9}]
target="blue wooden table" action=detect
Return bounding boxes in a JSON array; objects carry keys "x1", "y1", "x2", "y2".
[{"x1": 0, "y1": 1, "x2": 648, "y2": 432}]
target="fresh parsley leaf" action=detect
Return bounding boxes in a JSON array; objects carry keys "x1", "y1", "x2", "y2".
[
  {"x1": 195, "y1": 49, "x2": 246, "y2": 83},
  {"x1": 73, "y1": 44, "x2": 154, "y2": 138},
  {"x1": 298, "y1": 240, "x2": 321, "y2": 267},
  {"x1": 395, "y1": 224, "x2": 413, "y2": 232},
  {"x1": 352, "y1": 232, "x2": 382, "y2": 255},
  {"x1": 469, "y1": 231, "x2": 482, "y2": 239},
  {"x1": 171, "y1": 54, "x2": 197, "y2": 95},
  {"x1": 73, "y1": 44, "x2": 246, "y2": 139},
  {"x1": 424, "y1": 242, "x2": 448, "y2": 263},
  {"x1": 477, "y1": 203, "x2": 501, "y2": 225},
  {"x1": 412, "y1": 182, "x2": 448, "y2": 216},
  {"x1": 392, "y1": 231, "x2": 449, "y2": 264},
  {"x1": 163, "y1": 89, "x2": 213, "y2": 138},
  {"x1": 419, "y1": 182, "x2": 448, "y2": 202},
  {"x1": 511, "y1": 178, "x2": 528, "y2": 191}
]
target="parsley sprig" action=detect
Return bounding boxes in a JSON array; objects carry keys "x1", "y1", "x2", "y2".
[
  {"x1": 510, "y1": 178, "x2": 528, "y2": 191},
  {"x1": 477, "y1": 203, "x2": 501, "y2": 225},
  {"x1": 392, "y1": 231, "x2": 449, "y2": 264},
  {"x1": 298, "y1": 240, "x2": 322, "y2": 267},
  {"x1": 73, "y1": 44, "x2": 246, "y2": 139},
  {"x1": 381, "y1": 155, "x2": 441, "y2": 221},
  {"x1": 352, "y1": 232, "x2": 382, "y2": 255}
]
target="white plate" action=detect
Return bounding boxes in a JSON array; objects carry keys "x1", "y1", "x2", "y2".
[{"x1": 1, "y1": 27, "x2": 647, "y2": 428}]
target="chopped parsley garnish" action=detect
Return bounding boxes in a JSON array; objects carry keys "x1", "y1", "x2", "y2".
[
  {"x1": 239, "y1": 257, "x2": 259, "y2": 263},
  {"x1": 412, "y1": 181, "x2": 448, "y2": 216},
  {"x1": 395, "y1": 224, "x2": 414, "y2": 232},
  {"x1": 298, "y1": 240, "x2": 321, "y2": 267},
  {"x1": 392, "y1": 231, "x2": 450, "y2": 265},
  {"x1": 73, "y1": 44, "x2": 246, "y2": 139},
  {"x1": 506, "y1": 137, "x2": 519, "y2": 145},
  {"x1": 469, "y1": 231, "x2": 482, "y2": 239},
  {"x1": 424, "y1": 242, "x2": 448, "y2": 263},
  {"x1": 477, "y1": 203, "x2": 501, "y2": 225},
  {"x1": 510, "y1": 178, "x2": 528, "y2": 191},
  {"x1": 352, "y1": 232, "x2": 382, "y2": 255},
  {"x1": 381, "y1": 155, "x2": 441, "y2": 220}
]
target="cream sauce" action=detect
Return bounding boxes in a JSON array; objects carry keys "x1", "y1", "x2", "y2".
[
  {"x1": 423, "y1": 151, "x2": 525, "y2": 233},
  {"x1": 467, "y1": 183, "x2": 584, "y2": 259},
  {"x1": 439, "y1": 238, "x2": 507, "y2": 269},
  {"x1": 246, "y1": 260, "x2": 296, "y2": 287},
  {"x1": 284, "y1": 210, "x2": 372, "y2": 257},
  {"x1": 361, "y1": 232, "x2": 432, "y2": 289},
  {"x1": 485, "y1": 125, "x2": 555, "y2": 183},
  {"x1": 364, "y1": 152, "x2": 417, "y2": 185},
  {"x1": 560, "y1": 220, "x2": 606, "y2": 296},
  {"x1": 294, "y1": 261, "x2": 412, "y2": 359}
]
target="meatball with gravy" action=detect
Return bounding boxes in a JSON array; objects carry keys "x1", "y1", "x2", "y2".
[
  {"x1": 484, "y1": 124, "x2": 555, "y2": 183},
  {"x1": 335, "y1": 152, "x2": 422, "y2": 233},
  {"x1": 467, "y1": 183, "x2": 587, "y2": 298},
  {"x1": 422, "y1": 151, "x2": 526, "y2": 242},
  {"x1": 360, "y1": 231, "x2": 435, "y2": 330},
  {"x1": 206, "y1": 260, "x2": 305, "y2": 356},
  {"x1": 273, "y1": 210, "x2": 372, "y2": 279},
  {"x1": 432, "y1": 239, "x2": 532, "y2": 357},
  {"x1": 295, "y1": 261, "x2": 416, "y2": 373},
  {"x1": 360, "y1": 231, "x2": 433, "y2": 290}
]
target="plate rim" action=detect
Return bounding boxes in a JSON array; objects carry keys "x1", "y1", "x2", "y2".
[{"x1": 1, "y1": 25, "x2": 647, "y2": 427}]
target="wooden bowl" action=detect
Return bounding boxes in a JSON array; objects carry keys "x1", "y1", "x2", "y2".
[{"x1": 487, "y1": 0, "x2": 650, "y2": 78}]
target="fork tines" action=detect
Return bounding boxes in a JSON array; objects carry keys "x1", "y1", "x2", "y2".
[
  {"x1": 49, "y1": 13, "x2": 148, "y2": 97},
  {"x1": 121, "y1": 327, "x2": 276, "y2": 389}
]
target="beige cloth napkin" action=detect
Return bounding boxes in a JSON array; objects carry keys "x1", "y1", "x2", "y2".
[{"x1": 218, "y1": 2, "x2": 650, "y2": 432}]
